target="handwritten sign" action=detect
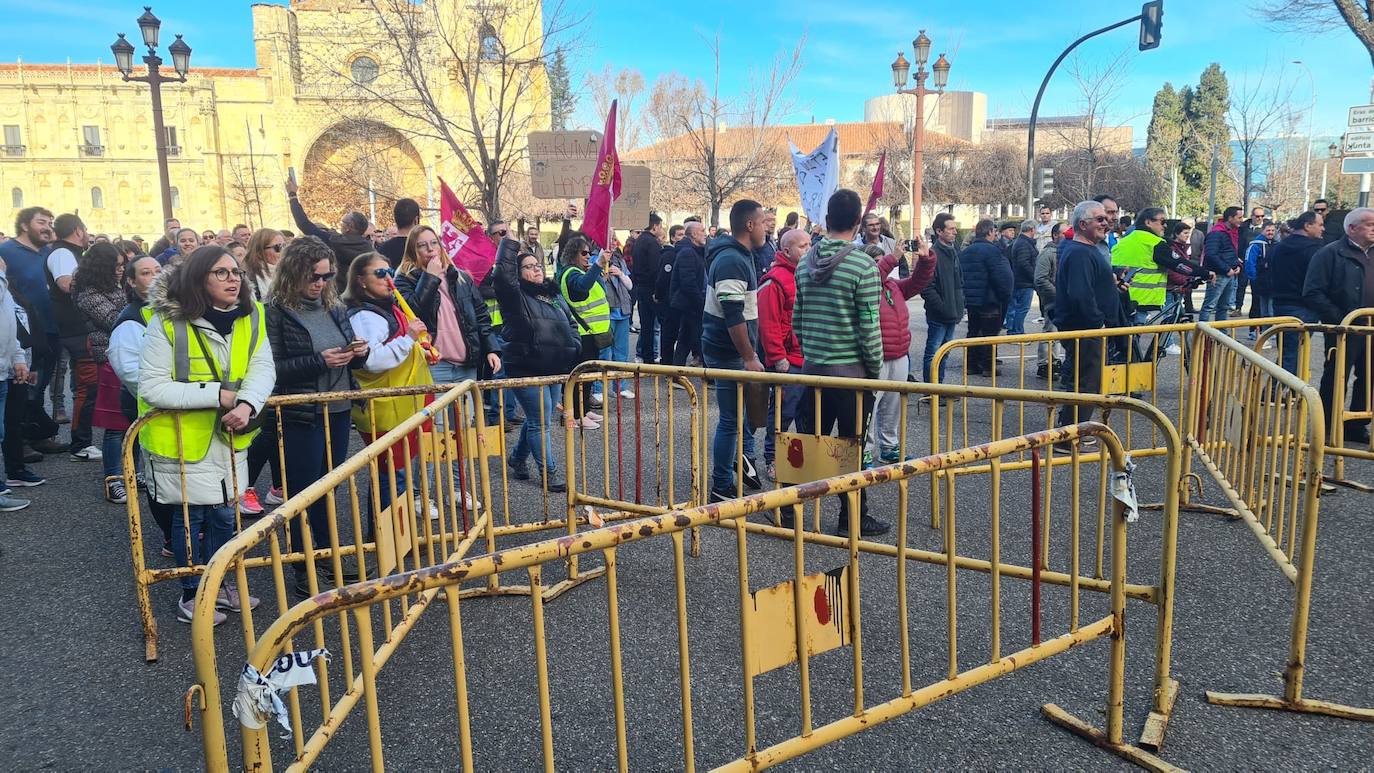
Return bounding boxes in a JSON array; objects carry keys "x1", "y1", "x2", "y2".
[
  {"x1": 789, "y1": 128, "x2": 840, "y2": 228},
  {"x1": 529, "y1": 130, "x2": 603, "y2": 199}
]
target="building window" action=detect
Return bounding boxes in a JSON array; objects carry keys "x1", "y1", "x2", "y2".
[
  {"x1": 165, "y1": 126, "x2": 180, "y2": 156},
  {"x1": 350, "y1": 56, "x2": 378, "y2": 85},
  {"x1": 91, "y1": 187, "x2": 104, "y2": 209},
  {"x1": 479, "y1": 28, "x2": 501, "y2": 61},
  {"x1": 10, "y1": 188, "x2": 21, "y2": 209},
  {"x1": 2, "y1": 125, "x2": 21, "y2": 157},
  {"x1": 80, "y1": 125, "x2": 103, "y2": 156},
  {"x1": 170, "y1": 186, "x2": 181, "y2": 209}
]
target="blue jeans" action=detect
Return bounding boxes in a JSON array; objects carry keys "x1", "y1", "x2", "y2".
[
  {"x1": 763, "y1": 383, "x2": 805, "y2": 465},
  {"x1": 1004, "y1": 287, "x2": 1034, "y2": 335},
  {"x1": 610, "y1": 314, "x2": 631, "y2": 392},
  {"x1": 1272, "y1": 302, "x2": 1316, "y2": 377},
  {"x1": 102, "y1": 428, "x2": 126, "y2": 478},
  {"x1": 1200, "y1": 275, "x2": 1235, "y2": 322},
  {"x1": 284, "y1": 410, "x2": 354, "y2": 552},
  {"x1": 509, "y1": 383, "x2": 559, "y2": 474},
  {"x1": 703, "y1": 353, "x2": 756, "y2": 493},
  {"x1": 484, "y1": 364, "x2": 522, "y2": 422},
  {"x1": 171, "y1": 504, "x2": 236, "y2": 592},
  {"x1": 429, "y1": 361, "x2": 477, "y2": 385},
  {"x1": 922, "y1": 318, "x2": 959, "y2": 383}
]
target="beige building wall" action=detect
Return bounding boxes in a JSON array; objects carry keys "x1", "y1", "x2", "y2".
[
  {"x1": 864, "y1": 91, "x2": 987, "y2": 145},
  {"x1": 0, "y1": 0, "x2": 548, "y2": 240}
]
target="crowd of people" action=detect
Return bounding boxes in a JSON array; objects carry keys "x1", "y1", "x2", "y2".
[{"x1": 3, "y1": 174, "x2": 1372, "y2": 623}]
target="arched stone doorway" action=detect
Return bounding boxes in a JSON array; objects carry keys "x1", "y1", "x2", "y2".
[{"x1": 301, "y1": 120, "x2": 426, "y2": 229}]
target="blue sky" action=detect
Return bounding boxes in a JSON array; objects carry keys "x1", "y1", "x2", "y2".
[{"x1": 3, "y1": 1, "x2": 1366, "y2": 147}]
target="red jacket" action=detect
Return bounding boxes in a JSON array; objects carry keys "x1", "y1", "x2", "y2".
[
  {"x1": 757, "y1": 253, "x2": 804, "y2": 368},
  {"x1": 876, "y1": 251, "x2": 936, "y2": 361}
]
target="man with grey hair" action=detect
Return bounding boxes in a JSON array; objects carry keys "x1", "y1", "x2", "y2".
[
  {"x1": 286, "y1": 176, "x2": 375, "y2": 291},
  {"x1": 1053, "y1": 200, "x2": 1123, "y2": 447},
  {"x1": 958, "y1": 218, "x2": 1013, "y2": 375},
  {"x1": 1004, "y1": 219, "x2": 1039, "y2": 335},
  {"x1": 1303, "y1": 207, "x2": 1374, "y2": 443}
]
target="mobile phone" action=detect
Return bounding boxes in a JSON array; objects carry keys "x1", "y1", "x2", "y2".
[
  {"x1": 349, "y1": 338, "x2": 367, "y2": 351},
  {"x1": 903, "y1": 239, "x2": 919, "y2": 251},
  {"x1": 287, "y1": 167, "x2": 297, "y2": 185}
]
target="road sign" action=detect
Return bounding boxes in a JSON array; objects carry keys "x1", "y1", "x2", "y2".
[
  {"x1": 1349, "y1": 104, "x2": 1374, "y2": 129},
  {"x1": 1342, "y1": 156, "x2": 1374, "y2": 175},
  {"x1": 528, "y1": 130, "x2": 602, "y2": 199},
  {"x1": 1344, "y1": 132, "x2": 1374, "y2": 155}
]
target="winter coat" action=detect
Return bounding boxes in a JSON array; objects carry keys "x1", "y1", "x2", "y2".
[
  {"x1": 394, "y1": 266, "x2": 502, "y2": 369},
  {"x1": 290, "y1": 196, "x2": 376, "y2": 292},
  {"x1": 629, "y1": 230, "x2": 662, "y2": 286},
  {"x1": 1203, "y1": 223, "x2": 1241, "y2": 275},
  {"x1": 874, "y1": 252, "x2": 935, "y2": 361},
  {"x1": 752, "y1": 241, "x2": 775, "y2": 279},
  {"x1": 959, "y1": 239, "x2": 1014, "y2": 309},
  {"x1": 492, "y1": 238, "x2": 582, "y2": 376},
  {"x1": 1243, "y1": 237, "x2": 1274, "y2": 295},
  {"x1": 265, "y1": 301, "x2": 361, "y2": 426},
  {"x1": 0, "y1": 273, "x2": 28, "y2": 380},
  {"x1": 921, "y1": 240, "x2": 966, "y2": 324},
  {"x1": 1268, "y1": 233, "x2": 1323, "y2": 305},
  {"x1": 74, "y1": 285, "x2": 126, "y2": 363},
  {"x1": 702, "y1": 235, "x2": 761, "y2": 361},
  {"x1": 1007, "y1": 234, "x2": 1039, "y2": 289},
  {"x1": 1034, "y1": 241, "x2": 1058, "y2": 319},
  {"x1": 138, "y1": 274, "x2": 276, "y2": 505},
  {"x1": 1054, "y1": 239, "x2": 1121, "y2": 331},
  {"x1": 653, "y1": 243, "x2": 676, "y2": 307},
  {"x1": 1303, "y1": 239, "x2": 1374, "y2": 324},
  {"x1": 756, "y1": 255, "x2": 803, "y2": 369},
  {"x1": 669, "y1": 241, "x2": 707, "y2": 313}
]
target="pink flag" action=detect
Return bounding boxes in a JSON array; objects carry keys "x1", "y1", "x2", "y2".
[
  {"x1": 865, "y1": 149, "x2": 887, "y2": 215},
  {"x1": 582, "y1": 99, "x2": 623, "y2": 249},
  {"x1": 438, "y1": 178, "x2": 497, "y2": 283}
]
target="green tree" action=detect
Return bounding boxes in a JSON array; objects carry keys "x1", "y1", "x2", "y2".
[
  {"x1": 1144, "y1": 83, "x2": 1187, "y2": 208},
  {"x1": 548, "y1": 49, "x2": 576, "y2": 131},
  {"x1": 1179, "y1": 64, "x2": 1233, "y2": 218}
]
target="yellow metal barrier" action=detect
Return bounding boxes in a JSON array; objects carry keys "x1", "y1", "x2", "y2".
[
  {"x1": 1188, "y1": 324, "x2": 1374, "y2": 722},
  {"x1": 1323, "y1": 308, "x2": 1374, "y2": 489},
  {"x1": 202, "y1": 423, "x2": 1176, "y2": 771}
]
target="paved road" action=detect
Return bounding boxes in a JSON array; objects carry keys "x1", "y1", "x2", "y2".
[{"x1": 2, "y1": 305, "x2": 1371, "y2": 771}]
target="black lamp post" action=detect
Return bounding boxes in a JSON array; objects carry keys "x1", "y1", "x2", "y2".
[{"x1": 111, "y1": 6, "x2": 191, "y2": 223}]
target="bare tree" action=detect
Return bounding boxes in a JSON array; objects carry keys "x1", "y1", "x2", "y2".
[
  {"x1": 296, "y1": 0, "x2": 585, "y2": 223},
  {"x1": 1259, "y1": 0, "x2": 1374, "y2": 68},
  {"x1": 1225, "y1": 65, "x2": 1299, "y2": 213},
  {"x1": 639, "y1": 33, "x2": 804, "y2": 226},
  {"x1": 224, "y1": 156, "x2": 267, "y2": 229},
  {"x1": 1043, "y1": 52, "x2": 1142, "y2": 200},
  {"x1": 583, "y1": 66, "x2": 648, "y2": 149}
]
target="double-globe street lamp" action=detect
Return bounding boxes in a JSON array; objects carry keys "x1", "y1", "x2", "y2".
[
  {"x1": 111, "y1": 6, "x2": 191, "y2": 223},
  {"x1": 890, "y1": 32, "x2": 950, "y2": 240}
]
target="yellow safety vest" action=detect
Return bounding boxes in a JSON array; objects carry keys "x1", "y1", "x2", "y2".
[
  {"x1": 1111, "y1": 230, "x2": 1167, "y2": 309},
  {"x1": 558, "y1": 265, "x2": 611, "y2": 336},
  {"x1": 486, "y1": 297, "x2": 503, "y2": 327},
  {"x1": 138, "y1": 304, "x2": 267, "y2": 462}
]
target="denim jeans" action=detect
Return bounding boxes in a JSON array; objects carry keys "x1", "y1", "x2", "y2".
[
  {"x1": 102, "y1": 428, "x2": 126, "y2": 479},
  {"x1": 484, "y1": 364, "x2": 522, "y2": 423},
  {"x1": 609, "y1": 314, "x2": 631, "y2": 392},
  {"x1": 170, "y1": 503, "x2": 236, "y2": 592},
  {"x1": 1200, "y1": 275, "x2": 1235, "y2": 322},
  {"x1": 1251, "y1": 295, "x2": 1273, "y2": 334},
  {"x1": 284, "y1": 410, "x2": 353, "y2": 552},
  {"x1": 763, "y1": 382, "x2": 805, "y2": 465},
  {"x1": 922, "y1": 318, "x2": 959, "y2": 383},
  {"x1": 703, "y1": 353, "x2": 756, "y2": 493},
  {"x1": 509, "y1": 383, "x2": 559, "y2": 474},
  {"x1": 1004, "y1": 287, "x2": 1034, "y2": 335},
  {"x1": 429, "y1": 361, "x2": 477, "y2": 385},
  {"x1": 1272, "y1": 303, "x2": 1316, "y2": 378}
]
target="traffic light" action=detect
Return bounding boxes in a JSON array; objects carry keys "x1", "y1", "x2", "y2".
[
  {"x1": 1139, "y1": 1, "x2": 1163, "y2": 51},
  {"x1": 1036, "y1": 167, "x2": 1055, "y2": 199}
]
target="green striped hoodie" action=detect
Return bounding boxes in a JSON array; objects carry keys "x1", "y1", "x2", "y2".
[{"x1": 794, "y1": 239, "x2": 882, "y2": 378}]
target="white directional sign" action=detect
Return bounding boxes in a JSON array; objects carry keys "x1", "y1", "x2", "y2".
[
  {"x1": 1349, "y1": 104, "x2": 1374, "y2": 129},
  {"x1": 1342, "y1": 156, "x2": 1374, "y2": 175},
  {"x1": 1345, "y1": 132, "x2": 1374, "y2": 155}
]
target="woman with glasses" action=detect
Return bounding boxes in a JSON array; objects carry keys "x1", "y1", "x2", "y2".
[
  {"x1": 555, "y1": 235, "x2": 611, "y2": 430},
  {"x1": 138, "y1": 244, "x2": 274, "y2": 626},
  {"x1": 393, "y1": 225, "x2": 502, "y2": 384},
  {"x1": 265, "y1": 235, "x2": 367, "y2": 597},
  {"x1": 244, "y1": 228, "x2": 285, "y2": 301},
  {"x1": 237, "y1": 227, "x2": 287, "y2": 514},
  {"x1": 491, "y1": 239, "x2": 581, "y2": 492},
  {"x1": 343, "y1": 253, "x2": 433, "y2": 526},
  {"x1": 73, "y1": 242, "x2": 132, "y2": 503}
]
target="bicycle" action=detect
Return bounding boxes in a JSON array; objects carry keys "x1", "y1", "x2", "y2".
[{"x1": 1133, "y1": 276, "x2": 1207, "y2": 372}]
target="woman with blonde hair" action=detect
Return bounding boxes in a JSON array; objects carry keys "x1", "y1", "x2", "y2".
[
  {"x1": 393, "y1": 224, "x2": 501, "y2": 384},
  {"x1": 243, "y1": 228, "x2": 285, "y2": 301}
]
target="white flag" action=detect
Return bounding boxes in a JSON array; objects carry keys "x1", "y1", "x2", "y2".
[{"x1": 789, "y1": 128, "x2": 840, "y2": 229}]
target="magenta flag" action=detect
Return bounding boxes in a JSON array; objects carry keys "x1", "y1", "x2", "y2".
[{"x1": 582, "y1": 99, "x2": 623, "y2": 249}]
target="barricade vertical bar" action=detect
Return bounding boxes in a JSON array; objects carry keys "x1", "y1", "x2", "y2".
[
  {"x1": 603, "y1": 548, "x2": 629, "y2": 773},
  {"x1": 671, "y1": 530, "x2": 696, "y2": 773},
  {"x1": 565, "y1": 378, "x2": 582, "y2": 583},
  {"x1": 1030, "y1": 448, "x2": 1042, "y2": 647},
  {"x1": 734, "y1": 516, "x2": 756, "y2": 756},
  {"x1": 353, "y1": 605, "x2": 386, "y2": 773},
  {"x1": 1068, "y1": 444, "x2": 1081, "y2": 632},
  {"x1": 1106, "y1": 488, "x2": 1128, "y2": 746},
  {"x1": 896, "y1": 396, "x2": 912, "y2": 697},
  {"x1": 847, "y1": 487, "x2": 865, "y2": 715},
  {"x1": 793, "y1": 482, "x2": 814, "y2": 732},
  {"x1": 945, "y1": 465, "x2": 958, "y2": 681},
  {"x1": 529, "y1": 564, "x2": 555, "y2": 772},
  {"x1": 989, "y1": 400, "x2": 1003, "y2": 662},
  {"x1": 444, "y1": 585, "x2": 475, "y2": 773}
]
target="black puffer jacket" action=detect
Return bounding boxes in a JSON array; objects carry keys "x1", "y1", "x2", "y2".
[
  {"x1": 492, "y1": 239, "x2": 581, "y2": 377},
  {"x1": 394, "y1": 266, "x2": 502, "y2": 369},
  {"x1": 1007, "y1": 234, "x2": 1038, "y2": 289},
  {"x1": 1268, "y1": 233, "x2": 1323, "y2": 305},
  {"x1": 1303, "y1": 239, "x2": 1374, "y2": 324},
  {"x1": 266, "y1": 301, "x2": 360, "y2": 426},
  {"x1": 959, "y1": 239, "x2": 1013, "y2": 308}
]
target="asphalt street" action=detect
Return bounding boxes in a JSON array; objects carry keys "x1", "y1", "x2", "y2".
[{"x1": 1, "y1": 297, "x2": 1371, "y2": 771}]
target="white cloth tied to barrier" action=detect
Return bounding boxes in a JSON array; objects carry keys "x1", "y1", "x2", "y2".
[
  {"x1": 1111, "y1": 454, "x2": 1140, "y2": 524},
  {"x1": 234, "y1": 648, "x2": 331, "y2": 736}
]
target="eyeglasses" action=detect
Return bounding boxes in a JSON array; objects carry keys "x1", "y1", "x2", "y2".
[
  {"x1": 268, "y1": 243, "x2": 284, "y2": 253},
  {"x1": 311, "y1": 271, "x2": 336, "y2": 283},
  {"x1": 416, "y1": 240, "x2": 440, "y2": 250},
  {"x1": 1092, "y1": 216, "x2": 1111, "y2": 223},
  {"x1": 578, "y1": 249, "x2": 591, "y2": 256},
  {"x1": 520, "y1": 263, "x2": 541, "y2": 271},
  {"x1": 372, "y1": 267, "x2": 395, "y2": 278},
  {"x1": 210, "y1": 267, "x2": 246, "y2": 281},
  {"x1": 493, "y1": 229, "x2": 509, "y2": 238}
]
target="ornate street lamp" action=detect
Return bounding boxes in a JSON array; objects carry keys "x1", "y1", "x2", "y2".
[{"x1": 890, "y1": 30, "x2": 951, "y2": 240}]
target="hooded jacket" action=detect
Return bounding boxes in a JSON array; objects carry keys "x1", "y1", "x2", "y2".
[
  {"x1": 921, "y1": 239, "x2": 965, "y2": 324},
  {"x1": 137, "y1": 272, "x2": 276, "y2": 505},
  {"x1": 669, "y1": 240, "x2": 707, "y2": 313},
  {"x1": 874, "y1": 252, "x2": 935, "y2": 361},
  {"x1": 959, "y1": 238, "x2": 1014, "y2": 308},
  {"x1": 1303, "y1": 239, "x2": 1374, "y2": 324},
  {"x1": 756, "y1": 253, "x2": 803, "y2": 369},
  {"x1": 794, "y1": 238, "x2": 882, "y2": 378},
  {"x1": 491, "y1": 238, "x2": 581, "y2": 376},
  {"x1": 1267, "y1": 233, "x2": 1323, "y2": 305},
  {"x1": 1243, "y1": 236, "x2": 1274, "y2": 295}
]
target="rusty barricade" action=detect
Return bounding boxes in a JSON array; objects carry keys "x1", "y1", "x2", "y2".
[
  {"x1": 1320, "y1": 307, "x2": 1374, "y2": 489},
  {"x1": 193, "y1": 422, "x2": 1179, "y2": 771},
  {"x1": 1189, "y1": 323, "x2": 1374, "y2": 722}
]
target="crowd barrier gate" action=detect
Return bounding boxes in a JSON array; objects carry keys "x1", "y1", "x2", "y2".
[
  {"x1": 1188, "y1": 324, "x2": 1374, "y2": 722},
  {"x1": 195, "y1": 423, "x2": 1178, "y2": 771},
  {"x1": 1323, "y1": 307, "x2": 1374, "y2": 489}
]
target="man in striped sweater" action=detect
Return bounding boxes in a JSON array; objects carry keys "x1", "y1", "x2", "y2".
[{"x1": 794, "y1": 189, "x2": 888, "y2": 537}]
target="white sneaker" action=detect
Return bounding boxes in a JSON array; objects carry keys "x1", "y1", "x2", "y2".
[
  {"x1": 579, "y1": 416, "x2": 602, "y2": 430},
  {"x1": 1260, "y1": 340, "x2": 1274, "y2": 351},
  {"x1": 71, "y1": 445, "x2": 103, "y2": 461},
  {"x1": 263, "y1": 487, "x2": 285, "y2": 506},
  {"x1": 216, "y1": 583, "x2": 261, "y2": 612},
  {"x1": 177, "y1": 596, "x2": 226, "y2": 625},
  {"x1": 1166, "y1": 344, "x2": 1182, "y2": 355},
  {"x1": 619, "y1": 389, "x2": 636, "y2": 400},
  {"x1": 590, "y1": 393, "x2": 604, "y2": 408},
  {"x1": 585, "y1": 411, "x2": 603, "y2": 422}
]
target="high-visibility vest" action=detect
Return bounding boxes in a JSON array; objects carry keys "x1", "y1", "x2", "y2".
[
  {"x1": 1111, "y1": 230, "x2": 1167, "y2": 309},
  {"x1": 558, "y1": 265, "x2": 611, "y2": 336},
  {"x1": 485, "y1": 296, "x2": 503, "y2": 327},
  {"x1": 138, "y1": 304, "x2": 267, "y2": 461}
]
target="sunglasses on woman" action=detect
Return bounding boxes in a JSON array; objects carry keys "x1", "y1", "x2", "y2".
[
  {"x1": 372, "y1": 267, "x2": 395, "y2": 278},
  {"x1": 311, "y1": 271, "x2": 336, "y2": 283},
  {"x1": 268, "y1": 243, "x2": 285, "y2": 253}
]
